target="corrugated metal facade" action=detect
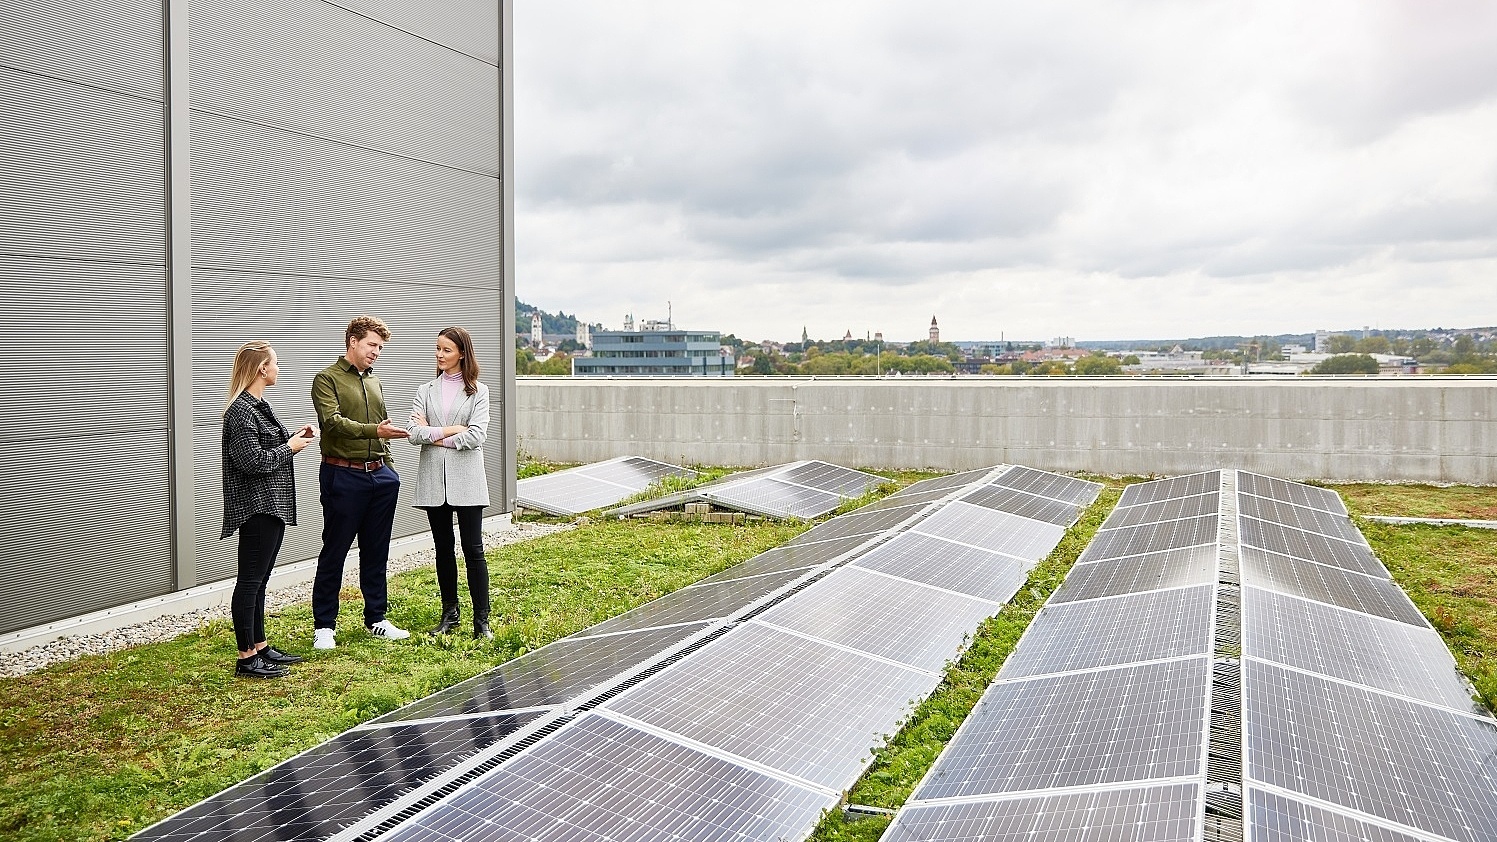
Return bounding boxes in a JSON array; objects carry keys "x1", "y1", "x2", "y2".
[{"x1": 0, "y1": 0, "x2": 512, "y2": 634}]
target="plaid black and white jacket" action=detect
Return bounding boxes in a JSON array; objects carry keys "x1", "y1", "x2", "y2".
[{"x1": 221, "y1": 391, "x2": 298, "y2": 538}]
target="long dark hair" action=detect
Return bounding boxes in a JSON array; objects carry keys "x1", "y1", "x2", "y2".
[{"x1": 438, "y1": 326, "x2": 480, "y2": 396}]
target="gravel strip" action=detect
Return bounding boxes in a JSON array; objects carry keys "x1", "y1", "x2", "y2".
[{"x1": 0, "y1": 520, "x2": 574, "y2": 678}]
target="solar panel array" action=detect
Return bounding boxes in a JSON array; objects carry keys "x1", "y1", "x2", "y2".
[
  {"x1": 514, "y1": 456, "x2": 696, "y2": 516},
  {"x1": 1236, "y1": 470, "x2": 1497, "y2": 842},
  {"x1": 605, "y1": 459, "x2": 888, "y2": 520},
  {"x1": 887, "y1": 470, "x2": 1221, "y2": 842},
  {"x1": 133, "y1": 465, "x2": 1101, "y2": 842},
  {"x1": 886, "y1": 469, "x2": 1497, "y2": 842}
]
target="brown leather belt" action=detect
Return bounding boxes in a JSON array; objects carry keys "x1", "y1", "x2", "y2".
[{"x1": 323, "y1": 456, "x2": 385, "y2": 472}]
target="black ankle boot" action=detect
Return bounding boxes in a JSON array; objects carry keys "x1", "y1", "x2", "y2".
[
  {"x1": 429, "y1": 603, "x2": 460, "y2": 635},
  {"x1": 472, "y1": 609, "x2": 493, "y2": 641}
]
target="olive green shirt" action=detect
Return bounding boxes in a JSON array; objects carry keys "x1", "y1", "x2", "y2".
[{"x1": 311, "y1": 357, "x2": 394, "y2": 464}]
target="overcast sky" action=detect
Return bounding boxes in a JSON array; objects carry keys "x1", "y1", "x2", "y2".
[{"x1": 512, "y1": 0, "x2": 1497, "y2": 343}]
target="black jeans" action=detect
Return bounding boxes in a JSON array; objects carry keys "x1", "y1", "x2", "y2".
[
  {"x1": 232, "y1": 513, "x2": 285, "y2": 652},
  {"x1": 312, "y1": 463, "x2": 400, "y2": 629},
  {"x1": 424, "y1": 504, "x2": 489, "y2": 613}
]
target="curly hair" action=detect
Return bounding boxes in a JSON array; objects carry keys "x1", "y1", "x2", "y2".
[{"x1": 345, "y1": 315, "x2": 391, "y2": 348}]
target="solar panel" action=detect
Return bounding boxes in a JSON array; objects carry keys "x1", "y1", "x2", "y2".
[
  {"x1": 1248, "y1": 788, "x2": 1434, "y2": 842},
  {"x1": 602, "y1": 620, "x2": 936, "y2": 790},
  {"x1": 780, "y1": 460, "x2": 887, "y2": 496},
  {"x1": 1239, "y1": 546, "x2": 1427, "y2": 626},
  {"x1": 377, "y1": 712, "x2": 833, "y2": 842},
  {"x1": 914, "y1": 658, "x2": 1211, "y2": 799},
  {"x1": 754, "y1": 566, "x2": 1006, "y2": 673},
  {"x1": 914, "y1": 501, "x2": 1066, "y2": 560},
  {"x1": 1243, "y1": 587, "x2": 1476, "y2": 711},
  {"x1": 988, "y1": 465, "x2": 1104, "y2": 507},
  {"x1": 374, "y1": 622, "x2": 712, "y2": 724},
  {"x1": 1053, "y1": 544, "x2": 1219, "y2": 602},
  {"x1": 1080, "y1": 514, "x2": 1218, "y2": 561},
  {"x1": 1238, "y1": 516, "x2": 1385, "y2": 577},
  {"x1": 898, "y1": 468, "x2": 1000, "y2": 496},
  {"x1": 1115, "y1": 470, "x2": 1220, "y2": 506},
  {"x1": 999, "y1": 586, "x2": 1214, "y2": 679},
  {"x1": 957, "y1": 484, "x2": 1087, "y2": 527},
  {"x1": 1238, "y1": 471, "x2": 1346, "y2": 515},
  {"x1": 516, "y1": 456, "x2": 696, "y2": 516},
  {"x1": 573, "y1": 566, "x2": 815, "y2": 639},
  {"x1": 887, "y1": 782, "x2": 1202, "y2": 842},
  {"x1": 130, "y1": 711, "x2": 544, "y2": 842},
  {"x1": 1237, "y1": 492, "x2": 1364, "y2": 542},
  {"x1": 850, "y1": 531, "x2": 1032, "y2": 604},
  {"x1": 705, "y1": 476, "x2": 840, "y2": 519},
  {"x1": 1243, "y1": 659, "x2": 1497, "y2": 841},
  {"x1": 690, "y1": 533, "x2": 873, "y2": 586},
  {"x1": 1102, "y1": 492, "x2": 1220, "y2": 529},
  {"x1": 785, "y1": 500, "x2": 930, "y2": 545}
]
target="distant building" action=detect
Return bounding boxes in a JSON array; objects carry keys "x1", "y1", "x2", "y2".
[
  {"x1": 572, "y1": 328, "x2": 736, "y2": 377},
  {"x1": 530, "y1": 311, "x2": 543, "y2": 346},
  {"x1": 1314, "y1": 329, "x2": 1330, "y2": 353},
  {"x1": 929, "y1": 316, "x2": 940, "y2": 343},
  {"x1": 575, "y1": 322, "x2": 592, "y2": 349}
]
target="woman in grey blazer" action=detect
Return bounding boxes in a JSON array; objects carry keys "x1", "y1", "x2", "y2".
[{"x1": 407, "y1": 326, "x2": 493, "y2": 639}]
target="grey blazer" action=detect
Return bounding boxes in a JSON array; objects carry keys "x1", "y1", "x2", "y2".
[{"x1": 406, "y1": 378, "x2": 490, "y2": 507}]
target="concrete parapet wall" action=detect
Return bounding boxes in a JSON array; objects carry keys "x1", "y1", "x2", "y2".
[{"x1": 517, "y1": 376, "x2": 1497, "y2": 484}]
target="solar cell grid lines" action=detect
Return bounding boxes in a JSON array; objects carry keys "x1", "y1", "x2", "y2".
[
  {"x1": 754, "y1": 565, "x2": 1007, "y2": 673},
  {"x1": 1053, "y1": 544, "x2": 1218, "y2": 602},
  {"x1": 785, "y1": 500, "x2": 930, "y2": 545},
  {"x1": 1102, "y1": 491, "x2": 1220, "y2": 529},
  {"x1": 913, "y1": 501, "x2": 1067, "y2": 560},
  {"x1": 1248, "y1": 789, "x2": 1437, "y2": 842},
  {"x1": 1238, "y1": 492, "x2": 1365, "y2": 542},
  {"x1": 1239, "y1": 545, "x2": 1427, "y2": 626},
  {"x1": 1238, "y1": 471, "x2": 1347, "y2": 515},
  {"x1": 957, "y1": 484, "x2": 1086, "y2": 527},
  {"x1": 1243, "y1": 659, "x2": 1497, "y2": 841},
  {"x1": 515, "y1": 456, "x2": 696, "y2": 516},
  {"x1": 850, "y1": 531, "x2": 1032, "y2": 604},
  {"x1": 885, "y1": 783, "x2": 1203, "y2": 842},
  {"x1": 1243, "y1": 587, "x2": 1476, "y2": 712},
  {"x1": 913, "y1": 657, "x2": 1211, "y2": 800},
  {"x1": 705, "y1": 476, "x2": 840, "y2": 519},
  {"x1": 602, "y1": 621, "x2": 936, "y2": 790},
  {"x1": 373, "y1": 622, "x2": 712, "y2": 724},
  {"x1": 986, "y1": 465, "x2": 1104, "y2": 507},
  {"x1": 129, "y1": 712, "x2": 544, "y2": 842},
  {"x1": 999, "y1": 586, "x2": 1214, "y2": 679},
  {"x1": 1080, "y1": 513, "x2": 1218, "y2": 561},
  {"x1": 607, "y1": 460, "x2": 886, "y2": 520},
  {"x1": 1238, "y1": 515, "x2": 1385, "y2": 577},
  {"x1": 689, "y1": 533, "x2": 872, "y2": 586},
  {"x1": 572, "y1": 566, "x2": 815, "y2": 639},
  {"x1": 1115, "y1": 470, "x2": 1220, "y2": 507},
  {"x1": 377, "y1": 713, "x2": 832, "y2": 842}
]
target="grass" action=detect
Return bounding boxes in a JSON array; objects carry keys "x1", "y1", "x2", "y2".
[
  {"x1": 0, "y1": 518, "x2": 805, "y2": 842},
  {"x1": 3, "y1": 473, "x2": 1490, "y2": 842}
]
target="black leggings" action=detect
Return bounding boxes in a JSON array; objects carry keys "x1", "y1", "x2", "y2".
[
  {"x1": 232, "y1": 514, "x2": 285, "y2": 652},
  {"x1": 424, "y1": 504, "x2": 490, "y2": 612}
]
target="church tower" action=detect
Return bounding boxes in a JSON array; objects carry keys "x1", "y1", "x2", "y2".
[
  {"x1": 530, "y1": 311, "x2": 543, "y2": 346},
  {"x1": 929, "y1": 315, "x2": 939, "y2": 344}
]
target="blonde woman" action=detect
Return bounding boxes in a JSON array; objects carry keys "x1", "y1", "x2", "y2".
[
  {"x1": 222, "y1": 341, "x2": 316, "y2": 678},
  {"x1": 407, "y1": 327, "x2": 493, "y2": 639}
]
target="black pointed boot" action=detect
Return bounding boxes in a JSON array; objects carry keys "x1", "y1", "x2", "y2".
[
  {"x1": 429, "y1": 603, "x2": 460, "y2": 635},
  {"x1": 472, "y1": 608, "x2": 493, "y2": 641}
]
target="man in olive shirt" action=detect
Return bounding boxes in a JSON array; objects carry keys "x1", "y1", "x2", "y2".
[{"x1": 310, "y1": 316, "x2": 411, "y2": 649}]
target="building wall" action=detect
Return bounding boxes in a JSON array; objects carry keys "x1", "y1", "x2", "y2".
[
  {"x1": 516, "y1": 377, "x2": 1497, "y2": 485},
  {"x1": 0, "y1": 1, "x2": 513, "y2": 637}
]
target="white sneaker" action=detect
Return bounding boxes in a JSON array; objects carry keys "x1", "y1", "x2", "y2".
[
  {"x1": 367, "y1": 619, "x2": 410, "y2": 640},
  {"x1": 313, "y1": 628, "x2": 336, "y2": 650}
]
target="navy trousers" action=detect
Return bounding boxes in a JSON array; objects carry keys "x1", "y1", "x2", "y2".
[{"x1": 312, "y1": 463, "x2": 400, "y2": 629}]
